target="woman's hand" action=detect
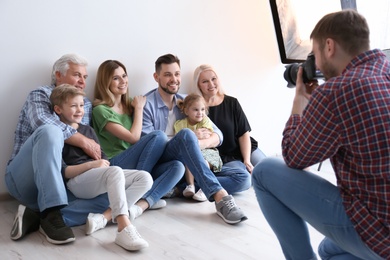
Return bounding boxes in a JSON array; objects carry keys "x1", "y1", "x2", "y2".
[
  {"x1": 131, "y1": 95, "x2": 146, "y2": 109},
  {"x1": 244, "y1": 161, "x2": 254, "y2": 173}
]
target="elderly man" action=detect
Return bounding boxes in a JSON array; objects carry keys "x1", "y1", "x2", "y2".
[{"x1": 6, "y1": 54, "x2": 108, "y2": 245}]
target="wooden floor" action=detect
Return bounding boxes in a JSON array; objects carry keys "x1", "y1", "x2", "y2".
[{"x1": 0, "y1": 160, "x2": 335, "y2": 260}]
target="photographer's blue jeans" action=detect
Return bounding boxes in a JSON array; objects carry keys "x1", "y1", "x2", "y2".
[
  {"x1": 252, "y1": 157, "x2": 383, "y2": 260},
  {"x1": 5, "y1": 125, "x2": 109, "y2": 227}
]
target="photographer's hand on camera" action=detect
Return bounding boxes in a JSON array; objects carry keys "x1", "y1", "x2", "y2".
[{"x1": 291, "y1": 67, "x2": 315, "y2": 116}]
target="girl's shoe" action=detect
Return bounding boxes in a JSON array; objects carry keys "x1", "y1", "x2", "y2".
[{"x1": 192, "y1": 189, "x2": 207, "y2": 202}]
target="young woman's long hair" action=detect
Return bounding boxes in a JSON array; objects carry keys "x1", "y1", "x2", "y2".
[{"x1": 93, "y1": 60, "x2": 132, "y2": 115}]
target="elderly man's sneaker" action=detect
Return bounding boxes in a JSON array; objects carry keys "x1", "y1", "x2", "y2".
[
  {"x1": 115, "y1": 225, "x2": 149, "y2": 251},
  {"x1": 215, "y1": 195, "x2": 248, "y2": 224},
  {"x1": 85, "y1": 213, "x2": 107, "y2": 235},
  {"x1": 10, "y1": 204, "x2": 40, "y2": 240},
  {"x1": 39, "y1": 209, "x2": 75, "y2": 244}
]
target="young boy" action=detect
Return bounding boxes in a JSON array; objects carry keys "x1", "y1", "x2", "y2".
[{"x1": 50, "y1": 84, "x2": 153, "y2": 251}]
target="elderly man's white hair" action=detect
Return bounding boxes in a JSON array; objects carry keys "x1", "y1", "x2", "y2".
[{"x1": 50, "y1": 54, "x2": 88, "y2": 85}]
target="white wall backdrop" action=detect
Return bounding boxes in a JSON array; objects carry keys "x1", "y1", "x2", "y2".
[{"x1": 0, "y1": 0, "x2": 294, "y2": 195}]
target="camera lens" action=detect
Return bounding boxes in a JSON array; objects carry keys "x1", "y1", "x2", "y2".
[{"x1": 283, "y1": 63, "x2": 300, "y2": 88}]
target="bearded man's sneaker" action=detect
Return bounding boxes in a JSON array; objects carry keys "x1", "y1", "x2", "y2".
[{"x1": 215, "y1": 195, "x2": 248, "y2": 224}]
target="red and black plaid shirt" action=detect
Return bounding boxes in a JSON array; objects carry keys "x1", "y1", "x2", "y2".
[{"x1": 282, "y1": 49, "x2": 390, "y2": 258}]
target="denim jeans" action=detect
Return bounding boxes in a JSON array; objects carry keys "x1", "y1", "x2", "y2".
[
  {"x1": 252, "y1": 157, "x2": 383, "y2": 260},
  {"x1": 109, "y1": 130, "x2": 167, "y2": 173},
  {"x1": 142, "y1": 160, "x2": 185, "y2": 207},
  {"x1": 159, "y1": 128, "x2": 250, "y2": 201},
  {"x1": 5, "y1": 125, "x2": 109, "y2": 227},
  {"x1": 251, "y1": 147, "x2": 267, "y2": 166},
  {"x1": 216, "y1": 160, "x2": 251, "y2": 194},
  {"x1": 109, "y1": 130, "x2": 182, "y2": 208}
]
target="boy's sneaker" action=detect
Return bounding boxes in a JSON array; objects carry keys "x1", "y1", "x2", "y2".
[
  {"x1": 10, "y1": 204, "x2": 40, "y2": 240},
  {"x1": 215, "y1": 195, "x2": 248, "y2": 224},
  {"x1": 183, "y1": 185, "x2": 195, "y2": 198},
  {"x1": 39, "y1": 209, "x2": 75, "y2": 244},
  {"x1": 85, "y1": 213, "x2": 107, "y2": 235},
  {"x1": 149, "y1": 199, "x2": 166, "y2": 210},
  {"x1": 192, "y1": 189, "x2": 208, "y2": 202},
  {"x1": 115, "y1": 225, "x2": 149, "y2": 251},
  {"x1": 129, "y1": 205, "x2": 143, "y2": 222}
]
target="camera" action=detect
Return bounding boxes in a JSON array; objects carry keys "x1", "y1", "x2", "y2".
[{"x1": 283, "y1": 52, "x2": 323, "y2": 88}]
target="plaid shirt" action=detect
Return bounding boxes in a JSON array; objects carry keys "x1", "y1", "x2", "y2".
[
  {"x1": 8, "y1": 85, "x2": 92, "y2": 163},
  {"x1": 282, "y1": 49, "x2": 390, "y2": 258}
]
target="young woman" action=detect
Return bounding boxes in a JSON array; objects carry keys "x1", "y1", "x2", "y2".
[{"x1": 92, "y1": 60, "x2": 181, "y2": 219}]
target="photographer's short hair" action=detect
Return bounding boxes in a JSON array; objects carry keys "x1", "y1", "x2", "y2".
[
  {"x1": 155, "y1": 54, "x2": 180, "y2": 74},
  {"x1": 310, "y1": 9, "x2": 370, "y2": 56},
  {"x1": 51, "y1": 54, "x2": 88, "y2": 85},
  {"x1": 50, "y1": 84, "x2": 85, "y2": 109}
]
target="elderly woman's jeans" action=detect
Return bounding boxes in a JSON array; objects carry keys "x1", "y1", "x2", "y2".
[{"x1": 252, "y1": 157, "x2": 383, "y2": 260}]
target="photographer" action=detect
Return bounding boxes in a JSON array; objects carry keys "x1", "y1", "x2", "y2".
[{"x1": 252, "y1": 9, "x2": 389, "y2": 260}]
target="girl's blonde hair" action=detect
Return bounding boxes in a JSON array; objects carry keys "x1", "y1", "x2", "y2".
[
  {"x1": 177, "y1": 93, "x2": 209, "y2": 115},
  {"x1": 93, "y1": 60, "x2": 132, "y2": 115},
  {"x1": 192, "y1": 64, "x2": 225, "y2": 96}
]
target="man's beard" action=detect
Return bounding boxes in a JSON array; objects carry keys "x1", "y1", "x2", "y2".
[
  {"x1": 319, "y1": 52, "x2": 337, "y2": 80},
  {"x1": 160, "y1": 84, "x2": 179, "y2": 94}
]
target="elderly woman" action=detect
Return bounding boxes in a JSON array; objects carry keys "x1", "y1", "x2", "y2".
[{"x1": 192, "y1": 64, "x2": 266, "y2": 173}]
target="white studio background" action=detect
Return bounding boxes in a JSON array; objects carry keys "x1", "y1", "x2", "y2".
[{"x1": 0, "y1": 0, "x2": 296, "y2": 195}]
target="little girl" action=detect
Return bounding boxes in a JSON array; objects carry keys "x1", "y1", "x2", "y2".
[{"x1": 174, "y1": 94, "x2": 223, "y2": 201}]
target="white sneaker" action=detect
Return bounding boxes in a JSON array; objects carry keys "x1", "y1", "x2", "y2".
[
  {"x1": 115, "y1": 225, "x2": 149, "y2": 251},
  {"x1": 183, "y1": 185, "x2": 195, "y2": 198},
  {"x1": 129, "y1": 205, "x2": 143, "y2": 221},
  {"x1": 85, "y1": 213, "x2": 107, "y2": 235},
  {"x1": 149, "y1": 199, "x2": 166, "y2": 210},
  {"x1": 192, "y1": 189, "x2": 208, "y2": 202}
]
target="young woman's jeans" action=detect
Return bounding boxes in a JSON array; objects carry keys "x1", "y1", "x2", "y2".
[
  {"x1": 109, "y1": 130, "x2": 167, "y2": 173},
  {"x1": 109, "y1": 130, "x2": 184, "y2": 207},
  {"x1": 252, "y1": 157, "x2": 383, "y2": 260},
  {"x1": 5, "y1": 125, "x2": 109, "y2": 227}
]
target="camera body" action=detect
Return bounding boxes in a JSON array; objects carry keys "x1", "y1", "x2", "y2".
[{"x1": 283, "y1": 53, "x2": 323, "y2": 88}]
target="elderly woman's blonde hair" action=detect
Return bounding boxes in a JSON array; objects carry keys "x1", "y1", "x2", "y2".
[{"x1": 192, "y1": 64, "x2": 225, "y2": 96}]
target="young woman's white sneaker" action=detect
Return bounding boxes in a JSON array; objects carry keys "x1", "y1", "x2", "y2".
[
  {"x1": 183, "y1": 185, "x2": 195, "y2": 198},
  {"x1": 192, "y1": 189, "x2": 208, "y2": 202},
  {"x1": 115, "y1": 225, "x2": 149, "y2": 251}
]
